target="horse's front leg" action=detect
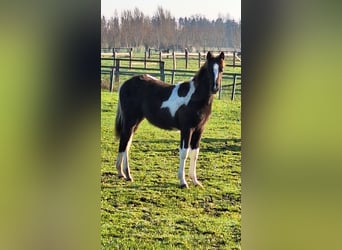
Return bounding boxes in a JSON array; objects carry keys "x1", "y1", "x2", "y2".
[
  {"x1": 178, "y1": 129, "x2": 192, "y2": 188},
  {"x1": 189, "y1": 129, "x2": 203, "y2": 187}
]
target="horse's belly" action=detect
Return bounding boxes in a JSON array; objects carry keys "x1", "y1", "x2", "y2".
[{"x1": 145, "y1": 114, "x2": 179, "y2": 131}]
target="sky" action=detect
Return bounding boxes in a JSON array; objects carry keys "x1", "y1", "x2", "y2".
[{"x1": 101, "y1": 0, "x2": 241, "y2": 21}]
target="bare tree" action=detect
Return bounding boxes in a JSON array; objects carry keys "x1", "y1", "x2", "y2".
[
  {"x1": 101, "y1": 16, "x2": 108, "y2": 48},
  {"x1": 101, "y1": 7, "x2": 241, "y2": 50},
  {"x1": 107, "y1": 11, "x2": 120, "y2": 48},
  {"x1": 152, "y1": 6, "x2": 176, "y2": 49},
  {"x1": 120, "y1": 10, "x2": 133, "y2": 47}
]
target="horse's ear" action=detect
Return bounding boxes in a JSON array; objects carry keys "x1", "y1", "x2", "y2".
[
  {"x1": 219, "y1": 52, "x2": 225, "y2": 60},
  {"x1": 206, "y1": 51, "x2": 213, "y2": 60}
]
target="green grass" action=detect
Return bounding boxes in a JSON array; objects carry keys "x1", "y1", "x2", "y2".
[{"x1": 101, "y1": 88, "x2": 241, "y2": 249}]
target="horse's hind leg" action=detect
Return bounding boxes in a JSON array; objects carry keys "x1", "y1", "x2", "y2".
[
  {"x1": 189, "y1": 129, "x2": 203, "y2": 187},
  {"x1": 178, "y1": 129, "x2": 192, "y2": 188},
  {"x1": 116, "y1": 119, "x2": 142, "y2": 181},
  {"x1": 116, "y1": 151, "x2": 125, "y2": 179},
  {"x1": 116, "y1": 128, "x2": 134, "y2": 181}
]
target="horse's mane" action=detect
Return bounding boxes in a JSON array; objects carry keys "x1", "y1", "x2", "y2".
[{"x1": 193, "y1": 61, "x2": 208, "y2": 84}]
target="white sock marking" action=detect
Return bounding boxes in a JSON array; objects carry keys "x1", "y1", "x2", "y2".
[
  {"x1": 124, "y1": 135, "x2": 133, "y2": 180},
  {"x1": 123, "y1": 150, "x2": 128, "y2": 172},
  {"x1": 122, "y1": 149, "x2": 133, "y2": 181},
  {"x1": 189, "y1": 148, "x2": 201, "y2": 185},
  {"x1": 116, "y1": 152, "x2": 125, "y2": 177},
  {"x1": 161, "y1": 81, "x2": 195, "y2": 117},
  {"x1": 178, "y1": 147, "x2": 189, "y2": 186},
  {"x1": 117, "y1": 135, "x2": 134, "y2": 180}
]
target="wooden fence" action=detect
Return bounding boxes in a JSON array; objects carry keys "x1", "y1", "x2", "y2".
[
  {"x1": 102, "y1": 48, "x2": 241, "y2": 69},
  {"x1": 101, "y1": 57, "x2": 241, "y2": 100},
  {"x1": 147, "y1": 48, "x2": 241, "y2": 69},
  {"x1": 101, "y1": 58, "x2": 165, "y2": 89}
]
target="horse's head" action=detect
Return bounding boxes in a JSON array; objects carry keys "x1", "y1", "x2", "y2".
[{"x1": 206, "y1": 51, "x2": 225, "y2": 94}]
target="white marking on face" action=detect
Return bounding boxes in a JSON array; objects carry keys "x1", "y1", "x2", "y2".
[
  {"x1": 213, "y1": 63, "x2": 219, "y2": 83},
  {"x1": 161, "y1": 81, "x2": 195, "y2": 117}
]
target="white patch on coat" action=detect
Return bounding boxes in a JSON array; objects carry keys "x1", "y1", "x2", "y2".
[{"x1": 161, "y1": 81, "x2": 195, "y2": 117}]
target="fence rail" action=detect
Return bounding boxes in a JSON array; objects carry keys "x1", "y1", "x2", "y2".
[
  {"x1": 146, "y1": 48, "x2": 241, "y2": 69},
  {"x1": 101, "y1": 57, "x2": 241, "y2": 100},
  {"x1": 102, "y1": 48, "x2": 241, "y2": 68}
]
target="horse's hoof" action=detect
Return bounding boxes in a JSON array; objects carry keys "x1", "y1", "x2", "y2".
[
  {"x1": 180, "y1": 183, "x2": 189, "y2": 189},
  {"x1": 190, "y1": 178, "x2": 203, "y2": 188},
  {"x1": 118, "y1": 174, "x2": 126, "y2": 179},
  {"x1": 194, "y1": 182, "x2": 204, "y2": 188},
  {"x1": 125, "y1": 177, "x2": 134, "y2": 182}
]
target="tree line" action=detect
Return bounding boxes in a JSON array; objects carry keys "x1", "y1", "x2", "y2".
[{"x1": 101, "y1": 6, "x2": 241, "y2": 51}]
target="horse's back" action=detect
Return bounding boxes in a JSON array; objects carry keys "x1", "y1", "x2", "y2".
[
  {"x1": 120, "y1": 74, "x2": 170, "y2": 95},
  {"x1": 119, "y1": 74, "x2": 172, "y2": 110},
  {"x1": 118, "y1": 75, "x2": 180, "y2": 130}
]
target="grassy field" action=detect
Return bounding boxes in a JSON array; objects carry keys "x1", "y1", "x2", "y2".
[{"x1": 101, "y1": 86, "x2": 241, "y2": 249}]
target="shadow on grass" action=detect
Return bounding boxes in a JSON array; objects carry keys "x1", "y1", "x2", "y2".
[
  {"x1": 200, "y1": 137, "x2": 241, "y2": 153},
  {"x1": 101, "y1": 171, "x2": 178, "y2": 189},
  {"x1": 134, "y1": 137, "x2": 241, "y2": 153},
  {"x1": 126, "y1": 182, "x2": 178, "y2": 190},
  {"x1": 102, "y1": 171, "x2": 225, "y2": 191}
]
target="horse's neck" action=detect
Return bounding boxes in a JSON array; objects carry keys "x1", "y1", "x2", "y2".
[{"x1": 192, "y1": 70, "x2": 213, "y2": 105}]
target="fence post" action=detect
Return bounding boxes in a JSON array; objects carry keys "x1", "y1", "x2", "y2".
[
  {"x1": 218, "y1": 78, "x2": 222, "y2": 99},
  {"x1": 171, "y1": 51, "x2": 176, "y2": 84},
  {"x1": 185, "y1": 48, "x2": 189, "y2": 69},
  {"x1": 109, "y1": 67, "x2": 115, "y2": 92},
  {"x1": 113, "y1": 48, "x2": 116, "y2": 65},
  {"x1": 159, "y1": 61, "x2": 165, "y2": 82},
  {"x1": 233, "y1": 51, "x2": 236, "y2": 68},
  {"x1": 159, "y1": 51, "x2": 162, "y2": 62},
  {"x1": 144, "y1": 50, "x2": 147, "y2": 69},
  {"x1": 129, "y1": 48, "x2": 133, "y2": 69},
  {"x1": 198, "y1": 52, "x2": 201, "y2": 68},
  {"x1": 231, "y1": 74, "x2": 237, "y2": 101},
  {"x1": 148, "y1": 48, "x2": 151, "y2": 58},
  {"x1": 115, "y1": 59, "x2": 120, "y2": 84}
]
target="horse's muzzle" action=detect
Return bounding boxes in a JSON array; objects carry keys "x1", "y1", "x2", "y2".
[{"x1": 212, "y1": 83, "x2": 220, "y2": 94}]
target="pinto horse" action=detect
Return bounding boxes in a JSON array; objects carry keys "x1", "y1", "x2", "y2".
[{"x1": 115, "y1": 51, "x2": 225, "y2": 188}]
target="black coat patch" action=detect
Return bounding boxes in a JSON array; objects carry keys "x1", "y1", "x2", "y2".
[{"x1": 177, "y1": 82, "x2": 190, "y2": 97}]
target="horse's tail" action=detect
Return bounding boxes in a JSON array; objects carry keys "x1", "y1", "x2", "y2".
[{"x1": 115, "y1": 95, "x2": 123, "y2": 138}]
